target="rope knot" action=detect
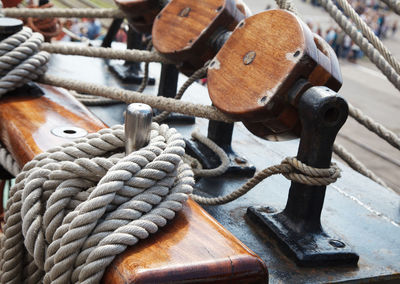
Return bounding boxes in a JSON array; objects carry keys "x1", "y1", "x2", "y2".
[
  {"x1": 281, "y1": 157, "x2": 341, "y2": 186},
  {"x1": 0, "y1": 26, "x2": 50, "y2": 97}
]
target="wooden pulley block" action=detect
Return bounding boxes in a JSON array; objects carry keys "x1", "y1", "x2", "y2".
[
  {"x1": 152, "y1": 0, "x2": 246, "y2": 74},
  {"x1": 114, "y1": 0, "x2": 164, "y2": 33},
  {"x1": 25, "y1": 3, "x2": 62, "y2": 42},
  {"x1": 207, "y1": 9, "x2": 342, "y2": 141}
]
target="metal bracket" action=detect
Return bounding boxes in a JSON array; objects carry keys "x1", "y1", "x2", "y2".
[
  {"x1": 105, "y1": 25, "x2": 155, "y2": 85},
  {"x1": 155, "y1": 64, "x2": 195, "y2": 124},
  {"x1": 247, "y1": 86, "x2": 359, "y2": 266}
]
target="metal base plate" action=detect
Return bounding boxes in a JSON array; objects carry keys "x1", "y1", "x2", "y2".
[
  {"x1": 185, "y1": 138, "x2": 256, "y2": 177},
  {"x1": 247, "y1": 206, "x2": 359, "y2": 266},
  {"x1": 107, "y1": 61, "x2": 155, "y2": 85}
]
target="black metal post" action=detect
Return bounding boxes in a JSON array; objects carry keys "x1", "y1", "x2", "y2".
[
  {"x1": 155, "y1": 64, "x2": 195, "y2": 123},
  {"x1": 107, "y1": 26, "x2": 155, "y2": 85},
  {"x1": 247, "y1": 86, "x2": 359, "y2": 266},
  {"x1": 101, "y1": 18, "x2": 124, "y2": 48}
]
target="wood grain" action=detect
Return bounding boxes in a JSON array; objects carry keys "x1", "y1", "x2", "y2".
[
  {"x1": 114, "y1": 0, "x2": 163, "y2": 33},
  {"x1": 152, "y1": 0, "x2": 245, "y2": 74},
  {"x1": 207, "y1": 10, "x2": 342, "y2": 140},
  {"x1": 0, "y1": 84, "x2": 268, "y2": 283}
]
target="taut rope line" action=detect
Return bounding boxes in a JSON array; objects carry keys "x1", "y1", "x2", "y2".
[{"x1": 2, "y1": 8, "x2": 124, "y2": 19}]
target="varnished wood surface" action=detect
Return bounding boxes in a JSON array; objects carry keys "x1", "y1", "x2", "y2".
[
  {"x1": 0, "y1": 84, "x2": 268, "y2": 283},
  {"x1": 207, "y1": 10, "x2": 342, "y2": 140},
  {"x1": 103, "y1": 199, "x2": 268, "y2": 283},
  {"x1": 114, "y1": 0, "x2": 162, "y2": 33},
  {"x1": 0, "y1": 84, "x2": 105, "y2": 166},
  {"x1": 152, "y1": 0, "x2": 245, "y2": 74}
]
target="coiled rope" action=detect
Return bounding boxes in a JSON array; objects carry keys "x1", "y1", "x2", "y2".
[
  {"x1": 0, "y1": 26, "x2": 49, "y2": 96},
  {"x1": 0, "y1": 123, "x2": 195, "y2": 284}
]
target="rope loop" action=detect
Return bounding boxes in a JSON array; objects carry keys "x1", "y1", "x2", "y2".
[
  {"x1": 281, "y1": 157, "x2": 341, "y2": 186},
  {"x1": 0, "y1": 26, "x2": 50, "y2": 97},
  {"x1": 191, "y1": 157, "x2": 341, "y2": 205},
  {"x1": 0, "y1": 123, "x2": 194, "y2": 284}
]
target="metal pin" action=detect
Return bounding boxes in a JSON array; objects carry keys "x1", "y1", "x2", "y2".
[{"x1": 125, "y1": 103, "x2": 153, "y2": 155}]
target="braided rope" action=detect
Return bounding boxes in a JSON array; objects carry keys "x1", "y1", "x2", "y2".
[
  {"x1": 336, "y1": 0, "x2": 400, "y2": 76},
  {"x1": 2, "y1": 8, "x2": 124, "y2": 19},
  {"x1": 41, "y1": 43, "x2": 173, "y2": 64},
  {"x1": 189, "y1": 131, "x2": 230, "y2": 177},
  {"x1": 318, "y1": 0, "x2": 400, "y2": 91},
  {"x1": 0, "y1": 123, "x2": 194, "y2": 284},
  {"x1": 153, "y1": 62, "x2": 209, "y2": 122},
  {"x1": 333, "y1": 143, "x2": 388, "y2": 187},
  {"x1": 0, "y1": 144, "x2": 20, "y2": 177},
  {"x1": 0, "y1": 27, "x2": 49, "y2": 96},
  {"x1": 191, "y1": 157, "x2": 341, "y2": 205},
  {"x1": 39, "y1": 74, "x2": 237, "y2": 123},
  {"x1": 348, "y1": 103, "x2": 400, "y2": 150},
  {"x1": 275, "y1": 0, "x2": 299, "y2": 14},
  {"x1": 380, "y1": 0, "x2": 400, "y2": 15}
]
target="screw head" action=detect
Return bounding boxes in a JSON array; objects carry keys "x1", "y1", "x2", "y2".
[
  {"x1": 234, "y1": 156, "x2": 247, "y2": 164},
  {"x1": 243, "y1": 51, "x2": 256, "y2": 65},
  {"x1": 179, "y1": 7, "x2": 191, "y2": 17},
  {"x1": 329, "y1": 239, "x2": 346, "y2": 248}
]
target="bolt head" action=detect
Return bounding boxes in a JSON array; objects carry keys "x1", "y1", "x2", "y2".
[{"x1": 243, "y1": 51, "x2": 256, "y2": 65}]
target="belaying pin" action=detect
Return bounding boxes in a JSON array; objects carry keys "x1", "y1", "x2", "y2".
[{"x1": 125, "y1": 103, "x2": 153, "y2": 154}]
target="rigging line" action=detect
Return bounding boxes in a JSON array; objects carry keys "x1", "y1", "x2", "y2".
[
  {"x1": 38, "y1": 73, "x2": 237, "y2": 123},
  {"x1": 2, "y1": 7, "x2": 124, "y2": 19},
  {"x1": 335, "y1": 0, "x2": 400, "y2": 76},
  {"x1": 41, "y1": 43, "x2": 174, "y2": 64},
  {"x1": 318, "y1": 0, "x2": 400, "y2": 91},
  {"x1": 379, "y1": 0, "x2": 400, "y2": 16}
]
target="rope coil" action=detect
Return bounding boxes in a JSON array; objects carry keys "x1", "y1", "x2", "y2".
[
  {"x1": 0, "y1": 123, "x2": 194, "y2": 284},
  {"x1": 0, "y1": 27, "x2": 49, "y2": 96}
]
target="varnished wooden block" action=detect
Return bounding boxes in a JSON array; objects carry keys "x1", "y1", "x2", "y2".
[
  {"x1": 152, "y1": 0, "x2": 245, "y2": 74},
  {"x1": 0, "y1": 84, "x2": 268, "y2": 283},
  {"x1": 207, "y1": 10, "x2": 342, "y2": 140},
  {"x1": 114, "y1": 0, "x2": 163, "y2": 33}
]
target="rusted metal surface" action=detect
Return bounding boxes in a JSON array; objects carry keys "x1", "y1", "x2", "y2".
[{"x1": 47, "y1": 52, "x2": 400, "y2": 283}]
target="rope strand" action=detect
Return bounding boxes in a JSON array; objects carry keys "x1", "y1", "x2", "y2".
[{"x1": 2, "y1": 8, "x2": 124, "y2": 19}]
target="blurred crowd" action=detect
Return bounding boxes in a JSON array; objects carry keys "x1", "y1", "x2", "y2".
[{"x1": 302, "y1": 0, "x2": 398, "y2": 63}]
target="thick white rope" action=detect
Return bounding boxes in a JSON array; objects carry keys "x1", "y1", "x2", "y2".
[
  {"x1": 39, "y1": 73, "x2": 237, "y2": 123},
  {"x1": 2, "y1": 8, "x2": 124, "y2": 19},
  {"x1": 333, "y1": 143, "x2": 388, "y2": 187},
  {"x1": 0, "y1": 144, "x2": 20, "y2": 177},
  {"x1": 0, "y1": 27, "x2": 49, "y2": 96},
  {"x1": 348, "y1": 103, "x2": 400, "y2": 150},
  {"x1": 41, "y1": 43, "x2": 173, "y2": 64},
  {"x1": 335, "y1": 0, "x2": 400, "y2": 76},
  {"x1": 0, "y1": 123, "x2": 194, "y2": 284},
  {"x1": 318, "y1": 0, "x2": 400, "y2": 91},
  {"x1": 380, "y1": 0, "x2": 400, "y2": 15}
]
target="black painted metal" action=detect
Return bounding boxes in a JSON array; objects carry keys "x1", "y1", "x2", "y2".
[
  {"x1": 107, "y1": 26, "x2": 155, "y2": 85},
  {"x1": 101, "y1": 18, "x2": 124, "y2": 48},
  {"x1": 0, "y1": 18, "x2": 23, "y2": 41},
  {"x1": 156, "y1": 64, "x2": 195, "y2": 123},
  {"x1": 247, "y1": 86, "x2": 359, "y2": 266}
]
